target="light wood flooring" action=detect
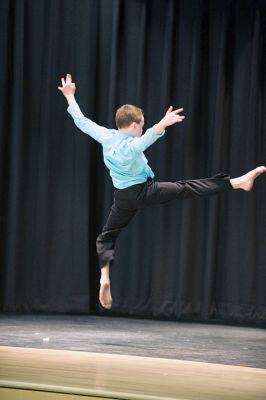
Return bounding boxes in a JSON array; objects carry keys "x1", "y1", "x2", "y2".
[{"x1": 1, "y1": 346, "x2": 266, "y2": 399}]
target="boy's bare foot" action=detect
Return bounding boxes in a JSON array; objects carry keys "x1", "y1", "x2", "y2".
[
  {"x1": 230, "y1": 166, "x2": 266, "y2": 191},
  {"x1": 99, "y1": 280, "x2": 112, "y2": 309}
]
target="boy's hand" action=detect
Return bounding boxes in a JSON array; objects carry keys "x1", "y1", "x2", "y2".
[
  {"x1": 154, "y1": 106, "x2": 185, "y2": 135},
  {"x1": 163, "y1": 106, "x2": 185, "y2": 126},
  {"x1": 58, "y1": 73, "x2": 76, "y2": 98}
]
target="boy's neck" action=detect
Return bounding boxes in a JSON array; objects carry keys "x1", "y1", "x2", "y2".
[{"x1": 118, "y1": 128, "x2": 135, "y2": 137}]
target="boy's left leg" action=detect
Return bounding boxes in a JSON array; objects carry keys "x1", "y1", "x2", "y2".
[
  {"x1": 96, "y1": 202, "x2": 137, "y2": 309},
  {"x1": 99, "y1": 263, "x2": 112, "y2": 310}
]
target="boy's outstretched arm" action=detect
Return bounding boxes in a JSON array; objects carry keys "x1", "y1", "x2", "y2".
[
  {"x1": 58, "y1": 73, "x2": 108, "y2": 143},
  {"x1": 129, "y1": 106, "x2": 185, "y2": 153},
  {"x1": 154, "y1": 106, "x2": 185, "y2": 135}
]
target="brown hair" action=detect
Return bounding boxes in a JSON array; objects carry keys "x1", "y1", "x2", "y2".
[{"x1": 115, "y1": 104, "x2": 144, "y2": 129}]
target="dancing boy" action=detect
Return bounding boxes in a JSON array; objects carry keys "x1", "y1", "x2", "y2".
[{"x1": 58, "y1": 74, "x2": 266, "y2": 309}]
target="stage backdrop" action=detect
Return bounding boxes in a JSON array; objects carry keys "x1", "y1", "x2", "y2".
[{"x1": 0, "y1": 0, "x2": 265, "y2": 323}]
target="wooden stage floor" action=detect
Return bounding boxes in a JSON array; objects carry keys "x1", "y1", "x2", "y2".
[
  {"x1": 1, "y1": 346, "x2": 266, "y2": 400},
  {"x1": 0, "y1": 314, "x2": 266, "y2": 399}
]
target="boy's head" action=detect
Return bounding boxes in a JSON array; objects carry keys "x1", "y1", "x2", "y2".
[{"x1": 115, "y1": 104, "x2": 144, "y2": 137}]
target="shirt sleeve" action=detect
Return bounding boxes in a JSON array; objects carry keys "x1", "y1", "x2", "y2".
[
  {"x1": 129, "y1": 126, "x2": 165, "y2": 153},
  {"x1": 67, "y1": 103, "x2": 109, "y2": 144}
]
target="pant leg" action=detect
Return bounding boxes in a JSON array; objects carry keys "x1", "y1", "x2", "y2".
[
  {"x1": 140, "y1": 173, "x2": 232, "y2": 205},
  {"x1": 96, "y1": 173, "x2": 232, "y2": 267},
  {"x1": 96, "y1": 197, "x2": 138, "y2": 268}
]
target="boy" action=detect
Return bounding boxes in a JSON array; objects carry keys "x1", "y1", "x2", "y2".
[{"x1": 58, "y1": 73, "x2": 266, "y2": 309}]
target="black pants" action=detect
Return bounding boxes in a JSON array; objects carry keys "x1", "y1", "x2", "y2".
[{"x1": 96, "y1": 173, "x2": 232, "y2": 268}]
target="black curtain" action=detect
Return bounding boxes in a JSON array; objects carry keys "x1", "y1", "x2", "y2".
[{"x1": 0, "y1": 0, "x2": 265, "y2": 323}]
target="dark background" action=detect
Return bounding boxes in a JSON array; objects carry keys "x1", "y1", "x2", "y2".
[{"x1": 0, "y1": 0, "x2": 265, "y2": 324}]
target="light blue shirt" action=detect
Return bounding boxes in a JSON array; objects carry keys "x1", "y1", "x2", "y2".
[{"x1": 67, "y1": 103, "x2": 164, "y2": 189}]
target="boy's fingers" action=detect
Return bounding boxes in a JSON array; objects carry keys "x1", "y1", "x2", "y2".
[
  {"x1": 58, "y1": 86, "x2": 62, "y2": 91},
  {"x1": 167, "y1": 106, "x2": 173, "y2": 113},
  {"x1": 61, "y1": 78, "x2": 66, "y2": 86},
  {"x1": 66, "y1": 74, "x2": 72, "y2": 84},
  {"x1": 173, "y1": 107, "x2": 184, "y2": 114}
]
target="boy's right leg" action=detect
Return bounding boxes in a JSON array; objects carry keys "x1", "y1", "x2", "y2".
[
  {"x1": 142, "y1": 173, "x2": 233, "y2": 205},
  {"x1": 141, "y1": 166, "x2": 266, "y2": 205},
  {"x1": 230, "y1": 166, "x2": 266, "y2": 190}
]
